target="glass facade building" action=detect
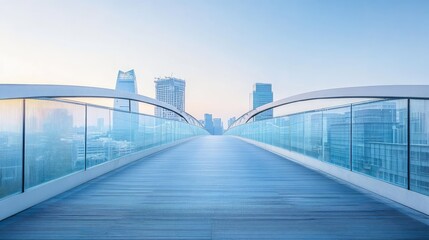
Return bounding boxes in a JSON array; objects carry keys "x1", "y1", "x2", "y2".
[
  {"x1": 250, "y1": 83, "x2": 273, "y2": 121},
  {"x1": 204, "y1": 113, "x2": 214, "y2": 135},
  {"x1": 155, "y1": 77, "x2": 186, "y2": 121}
]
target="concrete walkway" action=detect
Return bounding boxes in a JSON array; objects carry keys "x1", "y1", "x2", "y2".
[{"x1": 0, "y1": 136, "x2": 428, "y2": 239}]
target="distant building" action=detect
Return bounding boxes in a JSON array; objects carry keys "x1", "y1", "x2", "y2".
[
  {"x1": 227, "y1": 117, "x2": 236, "y2": 128},
  {"x1": 155, "y1": 77, "x2": 185, "y2": 121},
  {"x1": 250, "y1": 83, "x2": 273, "y2": 121},
  {"x1": 213, "y1": 118, "x2": 224, "y2": 135},
  {"x1": 114, "y1": 70, "x2": 138, "y2": 112},
  {"x1": 113, "y1": 70, "x2": 138, "y2": 140},
  {"x1": 204, "y1": 114, "x2": 214, "y2": 135}
]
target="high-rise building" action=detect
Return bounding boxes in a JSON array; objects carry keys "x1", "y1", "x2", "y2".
[
  {"x1": 213, "y1": 118, "x2": 224, "y2": 135},
  {"x1": 204, "y1": 114, "x2": 214, "y2": 135},
  {"x1": 155, "y1": 77, "x2": 185, "y2": 121},
  {"x1": 114, "y1": 70, "x2": 138, "y2": 112},
  {"x1": 113, "y1": 70, "x2": 138, "y2": 140},
  {"x1": 250, "y1": 83, "x2": 273, "y2": 121}
]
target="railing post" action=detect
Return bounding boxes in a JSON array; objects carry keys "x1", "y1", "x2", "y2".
[
  {"x1": 84, "y1": 104, "x2": 88, "y2": 171},
  {"x1": 321, "y1": 110, "x2": 324, "y2": 161},
  {"x1": 349, "y1": 104, "x2": 353, "y2": 171},
  {"x1": 21, "y1": 99, "x2": 26, "y2": 193},
  {"x1": 407, "y1": 99, "x2": 411, "y2": 190}
]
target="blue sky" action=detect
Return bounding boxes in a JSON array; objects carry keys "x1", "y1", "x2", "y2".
[{"x1": 0, "y1": 0, "x2": 428, "y2": 122}]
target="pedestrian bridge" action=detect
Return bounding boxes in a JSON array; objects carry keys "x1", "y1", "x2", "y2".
[{"x1": 0, "y1": 84, "x2": 428, "y2": 239}]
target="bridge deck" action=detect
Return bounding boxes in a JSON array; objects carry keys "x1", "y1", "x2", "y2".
[{"x1": 0, "y1": 136, "x2": 428, "y2": 239}]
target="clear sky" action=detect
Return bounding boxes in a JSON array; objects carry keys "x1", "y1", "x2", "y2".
[{"x1": 0, "y1": 0, "x2": 428, "y2": 123}]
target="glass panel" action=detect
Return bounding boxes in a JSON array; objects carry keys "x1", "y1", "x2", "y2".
[
  {"x1": 352, "y1": 99, "x2": 408, "y2": 187},
  {"x1": 0, "y1": 99, "x2": 23, "y2": 199},
  {"x1": 86, "y1": 106, "x2": 112, "y2": 168},
  {"x1": 143, "y1": 115, "x2": 156, "y2": 149},
  {"x1": 410, "y1": 100, "x2": 429, "y2": 195},
  {"x1": 132, "y1": 114, "x2": 145, "y2": 152},
  {"x1": 273, "y1": 98, "x2": 380, "y2": 118},
  {"x1": 25, "y1": 99, "x2": 85, "y2": 189},
  {"x1": 154, "y1": 118, "x2": 163, "y2": 146},
  {"x1": 290, "y1": 113, "x2": 304, "y2": 153},
  {"x1": 59, "y1": 97, "x2": 115, "y2": 109},
  {"x1": 323, "y1": 107, "x2": 351, "y2": 168},
  {"x1": 129, "y1": 112, "x2": 139, "y2": 154},
  {"x1": 281, "y1": 117, "x2": 291, "y2": 150},
  {"x1": 111, "y1": 109, "x2": 132, "y2": 159},
  {"x1": 133, "y1": 101, "x2": 156, "y2": 116},
  {"x1": 304, "y1": 111, "x2": 323, "y2": 159},
  {"x1": 272, "y1": 118, "x2": 282, "y2": 147}
]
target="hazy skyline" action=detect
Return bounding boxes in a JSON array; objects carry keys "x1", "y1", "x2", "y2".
[{"x1": 0, "y1": 0, "x2": 428, "y2": 121}]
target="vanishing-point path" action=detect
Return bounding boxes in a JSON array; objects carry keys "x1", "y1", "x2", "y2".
[{"x1": 0, "y1": 136, "x2": 428, "y2": 239}]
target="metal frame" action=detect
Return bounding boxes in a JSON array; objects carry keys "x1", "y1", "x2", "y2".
[
  {"x1": 0, "y1": 84, "x2": 202, "y2": 127},
  {"x1": 231, "y1": 85, "x2": 429, "y2": 129}
]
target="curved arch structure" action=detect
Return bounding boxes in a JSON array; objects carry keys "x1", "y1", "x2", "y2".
[
  {"x1": 0, "y1": 84, "x2": 201, "y2": 127},
  {"x1": 233, "y1": 85, "x2": 429, "y2": 128},
  {"x1": 0, "y1": 84, "x2": 207, "y2": 220},
  {"x1": 226, "y1": 84, "x2": 429, "y2": 215}
]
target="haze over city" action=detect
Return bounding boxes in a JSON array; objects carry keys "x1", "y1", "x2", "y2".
[{"x1": 1, "y1": 0, "x2": 428, "y2": 121}]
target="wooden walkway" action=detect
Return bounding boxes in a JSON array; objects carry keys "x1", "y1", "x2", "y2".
[{"x1": 0, "y1": 136, "x2": 428, "y2": 239}]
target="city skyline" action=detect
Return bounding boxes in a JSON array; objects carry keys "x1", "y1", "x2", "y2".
[{"x1": 0, "y1": 0, "x2": 428, "y2": 122}]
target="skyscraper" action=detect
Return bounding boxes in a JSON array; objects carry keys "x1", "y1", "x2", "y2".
[
  {"x1": 114, "y1": 70, "x2": 138, "y2": 112},
  {"x1": 204, "y1": 114, "x2": 214, "y2": 135},
  {"x1": 155, "y1": 77, "x2": 185, "y2": 121},
  {"x1": 213, "y1": 118, "x2": 224, "y2": 135},
  {"x1": 113, "y1": 70, "x2": 138, "y2": 140},
  {"x1": 250, "y1": 83, "x2": 273, "y2": 121}
]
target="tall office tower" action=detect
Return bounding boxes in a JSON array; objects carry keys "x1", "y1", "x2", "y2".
[
  {"x1": 113, "y1": 70, "x2": 138, "y2": 140},
  {"x1": 250, "y1": 83, "x2": 273, "y2": 121},
  {"x1": 155, "y1": 77, "x2": 185, "y2": 121},
  {"x1": 213, "y1": 118, "x2": 224, "y2": 135},
  {"x1": 204, "y1": 113, "x2": 214, "y2": 135}
]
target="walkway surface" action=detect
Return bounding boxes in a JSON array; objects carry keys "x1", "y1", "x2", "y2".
[{"x1": 0, "y1": 136, "x2": 428, "y2": 239}]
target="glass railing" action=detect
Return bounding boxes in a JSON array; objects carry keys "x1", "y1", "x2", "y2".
[
  {"x1": 226, "y1": 98, "x2": 429, "y2": 197},
  {"x1": 0, "y1": 97, "x2": 207, "y2": 199}
]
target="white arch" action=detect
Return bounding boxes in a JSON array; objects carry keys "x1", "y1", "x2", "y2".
[
  {"x1": 233, "y1": 85, "x2": 429, "y2": 128},
  {"x1": 0, "y1": 84, "x2": 201, "y2": 126}
]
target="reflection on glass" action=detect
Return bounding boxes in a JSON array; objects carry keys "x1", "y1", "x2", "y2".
[
  {"x1": 25, "y1": 99, "x2": 86, "y2": 189},
  {"x1": 2, "y1": 97, "x2": 206, "y2": 196},
  {"x1": 0, "y1": 100, "x2": 23, "y2": 199},
  {"x1": 86, "y1": 106, "x2": 112, "y2": 168},
  {"x1": 304, "y1": 112, "x2": 323, "y2": 159},
  {"x1": 110, "y1": 109, "x2": 132, "y2": 159},
  {"x1": 410, "y1": 100, "x2": 429, "y2": 195},
  {"x1": 323, "y1": 107, "x2": 350, "y2": 168},
  {"x1": 226, "y1": 98, "x2": 429, "y2": 196},
  {"x1": 352, "y1": 99, "x2": 408, "y2": 187},
  {"x1": 290, "y1": 114, "x2": 305, "y2": 153}
]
